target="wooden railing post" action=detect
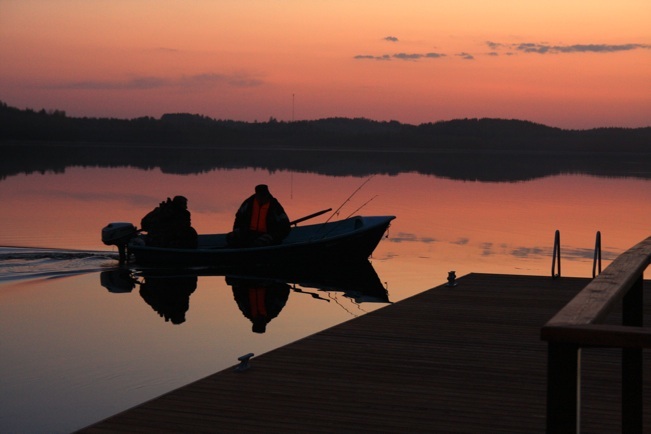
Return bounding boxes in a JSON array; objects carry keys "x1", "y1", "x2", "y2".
[
  {"x1": 543, "y1": 236, "x2": 651, "y2": 433},
  {"x1": 622, "y1": 275, "x2": 643, "y2": 434},
  {"x1": 547, "y1": 343, "x2": 581, "y2": 433}
]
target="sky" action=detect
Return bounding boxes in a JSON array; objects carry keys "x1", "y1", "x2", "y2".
[{"x1": 1, "y1": 0, "x2": 650, "y2": 129}]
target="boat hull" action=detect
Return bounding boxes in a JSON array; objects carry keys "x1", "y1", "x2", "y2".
[{"x1": 127, "y1": 215, "x2": 395, "y2": 267}]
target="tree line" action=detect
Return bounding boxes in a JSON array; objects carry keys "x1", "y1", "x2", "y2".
[{"x1": 2, "y1": 101, "x2": 650, "y2": 152}]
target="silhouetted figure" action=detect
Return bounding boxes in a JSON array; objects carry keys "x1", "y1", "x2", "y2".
[
  {"x1": 141, "y1": 196, "x2": 198, "y2": 248},
  {"x1": 139, "y1": 275, "x2": 198, "y2": 324},
  {"x1": 226, "y1": 185, "x2": 290, "y2": 247},
  {"x1": 228, "y1": 277, "x2": 290, "y2": 333}
]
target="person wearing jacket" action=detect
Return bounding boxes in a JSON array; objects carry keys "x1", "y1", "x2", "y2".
[{"x1": 226, "y1": 185, "x2": 290, "y2": 247}]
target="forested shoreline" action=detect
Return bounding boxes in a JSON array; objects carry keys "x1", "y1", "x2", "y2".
[
  {"x1": 3, "y1": 101, "x2": 650, "y2": 151},
  {"x1": 2, "y1": 101, "x2": 650, "y2": 182}
]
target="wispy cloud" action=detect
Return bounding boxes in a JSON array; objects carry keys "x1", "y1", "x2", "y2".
[
  {"x1": 508, "y1": 244, "x2": 618, "y2": 261},
  {"x1": 487, "y1": 41, "x2": 651, "y2": 55},
  {"x1": 354, "y1": 52, "x2": 446, "y2": 61},
  {"x1": 46, "y1": 73, "x2": 264, "y2": 90},
  {"x1": 511, "y1": 246, "x2": 548, "y2": 258},
  {"x1": 480, "y1": 242, "x2": 493, "y2": 256},
  {"x1": 355, "y1": 38, "x2": 650, "y2": 64},
  {"x1": 388, "y1": 232, "x2": 437, "y2": 243},
  {"x1": 451, "y1": 237, "x2": 469, "y2": 246},
  {"x1": 354, "y1": 54, "x2": 391, "y2": 61},
  {"x1": 457, "y1": 52, "x2": 474, "y2": 60}
]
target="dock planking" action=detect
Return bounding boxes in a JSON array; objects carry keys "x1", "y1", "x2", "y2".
[{"x1": 78, "y1": 273, "x2": 651, "y2": 433}]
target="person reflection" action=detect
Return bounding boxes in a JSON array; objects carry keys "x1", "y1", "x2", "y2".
[
  {"x1": 227, "y1": 277, "x2": 290, "y2": 333},
  {"x1": 139, "y1": 275, "x2": 198, "y2": 325}
]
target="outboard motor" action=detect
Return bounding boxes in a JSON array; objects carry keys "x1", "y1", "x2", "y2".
[{"x1": 102, "y1": 222, "x2": 138, "y2": 263}]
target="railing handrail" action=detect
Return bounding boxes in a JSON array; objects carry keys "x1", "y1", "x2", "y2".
[
  {"x1": 541, "y1": 235, "x2": 651, "y2": 433},
  {"x1": 542, "y1": 235, "x2": 651, "y2": 334}
]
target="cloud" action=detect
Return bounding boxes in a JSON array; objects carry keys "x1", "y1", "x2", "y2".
[
  {"x1": 511, "y1": 246, "x2": 547, "y2": 258},
  {"x1": 179, "y1": 73, "x2": 263, "y2": 88},
  {"x1": 508, "y1": 244, "x2": 619, "y2": 261},
  {"x1": 354, "y1": 52, "x2": 446, "y2": 61},
  {"x1": 354, "y1": 54, "x2": 391, "y2": 61},
  {"x1": 388, "y1": 232, "x2": 437, "y2": 243},
  {"x1": 451, "y1": 237, "x2": 469, "y2": 246},
  {"x1": 480, "y1": 242, "x2": 493, "y2": 256},
  {"x1": 487, "y1": 41, "x2": 651, "y2": 55},
  {"x1": 486, "y1": 41, "x2": 504, "y2": 50},
  {"x1": 54, "y1": 76, "x2": 167, "y2": 90},
  {"x1": 47, "y1": 73, "x2": 264, "y2": 90},
  {"x1": 558, "y1": 247, "x2": 618, "y2": 261},
  {"x1": 355, "y1": 39, "x2": 650, "y2": 64},
  {"x1": 393, "y1": 52, "x2": 423, "y2": 60}
]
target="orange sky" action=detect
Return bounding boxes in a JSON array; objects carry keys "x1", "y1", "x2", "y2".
[{"x1": 1, "y1": 0, "x2": 650, "y2": 129}]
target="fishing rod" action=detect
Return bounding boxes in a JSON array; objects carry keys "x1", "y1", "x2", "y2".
[
  {"x1": 319, "y1": 194, "x2": 379, "y2": 239},
  {"x1": 344, "y1": 195, "x2": 378, "y2": 220},
  {"x1": 290, "y1": 208, "x2": 332, "y2": 226},
  {"x1": 291, "y1": 284, "x2": 330, "y2": 302},
  {"x1": 324, "y1": 175, "x2": 375, "y2": 224}
]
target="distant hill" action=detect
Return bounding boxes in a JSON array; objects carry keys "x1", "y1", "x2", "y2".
[
  {"x1": 2, "y1": 101, "x2": 651, "y2": 182},
  {"x1": 2, "y1": 101, "x2": 650, "y2": 152}
]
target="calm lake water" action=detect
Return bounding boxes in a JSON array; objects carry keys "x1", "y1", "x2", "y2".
[{"x1": 1, "y1": 164, "x2": 650, "y2": 433}]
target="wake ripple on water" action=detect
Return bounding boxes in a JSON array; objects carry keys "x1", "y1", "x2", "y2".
[{"x1": 0, "y1": 247, "x2": 119, "y2": 283}]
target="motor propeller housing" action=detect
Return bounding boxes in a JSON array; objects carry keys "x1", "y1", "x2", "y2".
[
  {"x1": 102, "y1": 222, "x2": 138, "y2": 246},
  {"x1": 101, "y1": 222, "x2": 138, "y2": 263}
]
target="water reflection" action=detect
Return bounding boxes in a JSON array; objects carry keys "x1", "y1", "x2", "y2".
[
  {"x1": 99, "y1": 260, "x2": 390, "y2": 331},
  {"x1": 139, "y1": 275, "x2": 197, "y2": 325},
  {"x1": 101, "y1": 269, "x2": 198, "y2": 324},
  {"x1": 3, "y1": 165, "x2": 650, "y2": 433},
  {"x1": 228, "y1": 277, "x2": 290, "y2": 333},
  {"x1": 4, "y1": 144, "x2": 651, "y2": 182}
]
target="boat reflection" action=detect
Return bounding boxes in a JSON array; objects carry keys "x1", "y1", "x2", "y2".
[
  {"x1": 99, "y1": 260, "x2": 390, "y2": 332},
  {"x1": 100, "y1": 269, "x2": 197, "y2": 324}
]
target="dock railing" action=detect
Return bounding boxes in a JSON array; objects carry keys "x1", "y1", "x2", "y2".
[{"x1": 541, "y1": 235, "x2": 651, "y2": 433}]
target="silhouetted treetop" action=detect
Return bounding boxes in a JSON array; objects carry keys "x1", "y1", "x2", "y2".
[{"x1": 1, "y1": 101, "x2": 650, "y2": 152}]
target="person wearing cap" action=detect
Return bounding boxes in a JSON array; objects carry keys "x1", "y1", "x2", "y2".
[{"x1": 227, "y1": 185, "x2": 290, "y2": 247}]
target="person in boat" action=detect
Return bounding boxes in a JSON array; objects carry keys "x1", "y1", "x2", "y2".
[
  {"x1": 141, "y1": 195, "x2": 198, "y2": 248},
  {"x1": 226, "y1": 184, "x2": 290, "y2": 247}
]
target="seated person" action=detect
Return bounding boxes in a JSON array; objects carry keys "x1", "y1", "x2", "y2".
[
  {"x1": 227, "y1": 185, "x2": 290, "y2": 247},
  {"x1": 141, "y1": 196, "x2": 198, "y2": 248}
]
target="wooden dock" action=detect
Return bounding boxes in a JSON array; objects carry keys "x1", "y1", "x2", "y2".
[{"x1": 78, "y1": 273, "x2": 651, "y2": 433}]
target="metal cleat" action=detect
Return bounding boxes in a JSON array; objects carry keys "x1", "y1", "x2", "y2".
[
  {"x1": 446, "y1": 271, "x2": 457, "y2": 287},
  {"x1": 234, "y1": 353, "x2": 254, "y2": 372}
]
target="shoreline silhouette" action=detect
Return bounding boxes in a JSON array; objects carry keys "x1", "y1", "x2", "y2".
[{"x1": 2, "y1": 101, "x2": 650, "y2": 182}]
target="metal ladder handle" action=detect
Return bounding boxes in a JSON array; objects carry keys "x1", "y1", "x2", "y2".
[
  {"x1": 592, "y1": 231, "x2": 602, "y2": 278},
  {"x1": 552, "y1": 230, "x2": 561, "y2": 279}
]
